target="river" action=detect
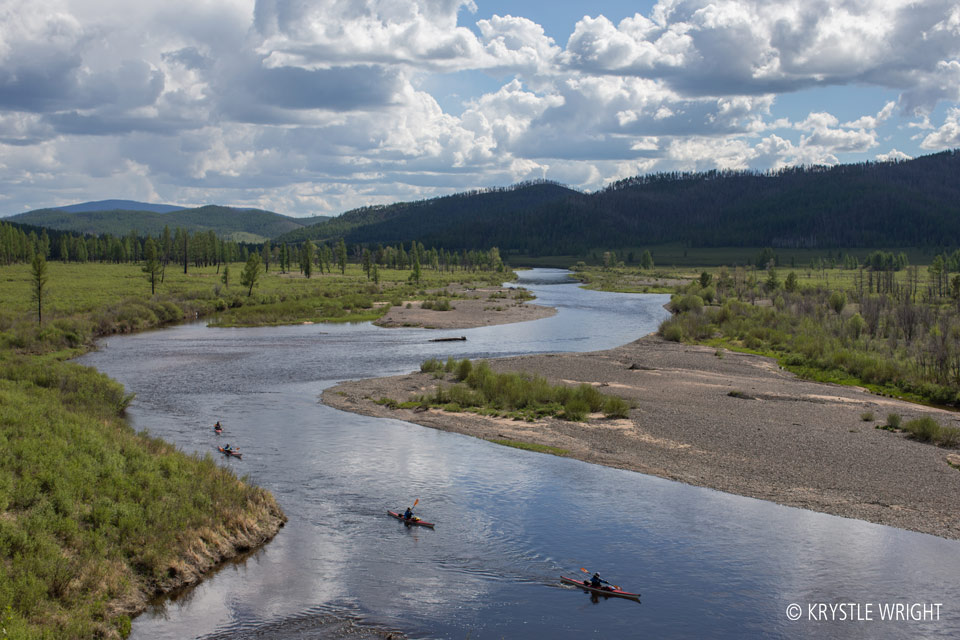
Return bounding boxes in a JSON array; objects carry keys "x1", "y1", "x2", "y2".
[{"x1": 76, "y1": 269, "x2": 960, "y2": 639}]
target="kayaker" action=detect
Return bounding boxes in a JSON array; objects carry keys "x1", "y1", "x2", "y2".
[
  {"x1": 215, "y1": 421, "x2": 222, "y2": 431},
  {"x1": 403, "y1": 507, "x2": 414, "y2": 520},
  {"x1": 590, "y1": 573, "x2": 609, "y2": 589},
  {"x1": 224, "y1": 443, "x2": 233, "y2": 452}
]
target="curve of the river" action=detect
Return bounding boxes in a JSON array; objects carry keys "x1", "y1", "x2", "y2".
[{"x1": 77, "y1": 269, "x2": 960, "y2": 639}]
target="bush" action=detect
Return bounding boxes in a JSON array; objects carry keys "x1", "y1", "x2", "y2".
[
  {"x1": 660, "y1": 321, "x2": 684, "y2": 342},
  {"x1": 903, "y1": 416, "x2": 940, "y2": 442},
  {"x1": 603, "y1": 396, "x2": 631, "y2": 418},
  {"x1": 885, "y1": 413, "x2": 902, "y2": 429},
  {"x1": 860, "y1": 411, "x2": 875, "y2": 422},
  {"x1": 420, "y1": 358, "x2": 443, "y2": 374},
  {"x1": 455, "y1": 358, "x2": 473, "y2": 381},
  {"x1": 561, "y1": 398, "x2": 590, "y2": 421},
  {"x1": 938, "y1": 426, "x2": 960, "y2": 448}
]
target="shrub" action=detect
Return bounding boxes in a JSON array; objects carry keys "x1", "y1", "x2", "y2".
[
  {"x1": 936, "y1": 426, "x2": 960, "y2": 448},
  {"x1": 860, "y1": 411, "x2": 875, "y2": 422},
  {"x1": 885, "y1": 413, "x2": 902, "y2": 429},
  {"x1": 660, "y1": 321, "x2": 684, "y2": 342},
  {"x1": 455, "y1": 358, "x2": 473, "y2": 381},
  {"x1": 561, "y1": 398, "x2": 590, "y2": 421},
  {"x1": 603, "y1": 396, "x2": 631, "y2": 418},
  {"x1": 420, "y1": 358, "x2": 443, "y2": 373},
  {"x1": 903, "y1": 416, "x2": 940, "y2": 442}
]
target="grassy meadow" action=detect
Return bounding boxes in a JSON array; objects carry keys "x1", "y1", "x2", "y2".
[{"x1": 0, "y1": 259, "x2": 509, "y2": 638}]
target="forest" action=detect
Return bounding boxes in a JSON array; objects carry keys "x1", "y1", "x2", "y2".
[{"x1": 278, "y1": 150, "x2": 960, "y2": 256}]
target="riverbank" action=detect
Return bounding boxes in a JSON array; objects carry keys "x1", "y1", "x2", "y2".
[
  {"x1": 374, "y1": 284, "x2": 556, "y2": 329},
  {"x1": 324, "y1": 335, "x2": 960, "y2": 541}
]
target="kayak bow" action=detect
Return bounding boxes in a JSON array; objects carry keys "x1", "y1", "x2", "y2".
[
  {"x1": 560, "y1": 576, "x2": 640, "y2": 600},
  {"x1": 387, "y1": 510, "x2": 435, "y2": 528}
]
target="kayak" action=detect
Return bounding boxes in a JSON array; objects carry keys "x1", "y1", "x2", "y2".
[
  {"x1": 387, "y1": 510, "x2": 435, "y2": 528},
  {"x1": 214, "y1": 428, "x2": 222, "y2": 435},
  {"x1": 218, "y1": 446, "x2": 242, "y2": 459},
  {"x1": 560, "y1": 576, "x2": 640, "y2": 600}
]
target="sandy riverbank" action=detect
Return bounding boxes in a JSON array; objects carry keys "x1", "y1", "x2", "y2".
[
  {"x1": 374, "y1": 284, "x2": 556, "y2": 329},
  {"x1": 324, "y1": 335, "x2": 960, "y2": 540}
]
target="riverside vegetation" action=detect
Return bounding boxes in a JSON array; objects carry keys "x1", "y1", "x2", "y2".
[
  {"x1": 375, "y1": 357, "x2": 632, "y2": 423},
  {"x1": 0, "y1": 244, "x2": 509, "y2": 638},
  {"x1": 614, "y1": 248, "x2": 960, "y2": 450}
]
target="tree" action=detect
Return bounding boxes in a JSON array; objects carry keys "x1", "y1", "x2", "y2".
[
  {"x1": 828, "y1": 290, "x2": 847, "y2": 315},
  {"x1": 240, "y1": 253, "x2": 262, "y2": 297},
  {"x1": 640, "y1": 250, "x2": 654, "y2": 270},
  {"x1": 303, "y1": 240, "x2": 315, "y2": 278},
  {"x1": 410, "y1": 250, "x2": 421, "y2": 285},
  {"x1": 765, "y1": 267, "x2": 780, "y2": 292},
  {"x1": 784, "y1": 271, "x2": 799, "y2": 292},
  {"x1": 756, "y1": 247, "x2": 777, "y2": 270},
  {"x1": 142, "y1": 238, "x2": 162, "y2": 295},
  {"x1": 362, "y1": 248, "x2": 372, "y2": 279},
  {"x1": 336, "y1": 238, "x2": 347, "y2": 275},
  {"x1": 221, "y1": 264, "x2": 230, "y2": 288},
  {"x1": 30, "y1": 252, "x2": 48, "y2": 325}
]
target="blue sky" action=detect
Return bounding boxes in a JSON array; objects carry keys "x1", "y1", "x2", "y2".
[{"x1": 1, "y1": 0, "x2": 958, "y2": 216}]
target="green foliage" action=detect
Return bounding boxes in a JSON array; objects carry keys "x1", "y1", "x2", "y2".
[
  {"x1": 414, "y1": 358, "x2": 628, "y2": 423},
  {"x1": 489, "y1": 439, "x2": 569, "y2": 456},
  {"x1": 420, "y1": 358, "x2": 444, "y2": 373},
  {"x1": 0, "y1": 359, "x2": 281, "y2": 637},
  {"x1": 240, "y1": 253, "x2": 262, "y2": 296},
  {"x1": 902, "y1": 416, "x2": 942, "y2": 442},
  {"x1": 602, "y1": 395, "x2": 632, "y2": 418},
  {"x1": 886, "y1": 413, "x2": 902, "y2": 429}
]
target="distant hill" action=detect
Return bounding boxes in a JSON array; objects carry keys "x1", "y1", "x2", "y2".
[
  {"x1": 52, "y1": 199, "x2": 185, "y2": 214},
  {"x1": 6, "y1": 204, "x2": 330, "y2": 242},
  {"x1": 275, "y1": 181, "x2": 581, "y2": 247},
  {"x1": 276, "y1": 151, "x2": 960, "y2": 254}
]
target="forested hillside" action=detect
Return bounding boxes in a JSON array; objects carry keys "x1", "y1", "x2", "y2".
[
  {"x1": 279, "y1": 150, "x2": 960, "y2": 254},
  {"x1": 6, "y1": 205, "x2": 329, "y2": 242}
]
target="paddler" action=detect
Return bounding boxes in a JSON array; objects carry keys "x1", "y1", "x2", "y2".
[{"x1": 590, "y1": 573, "x2": 609, "y2": 589}]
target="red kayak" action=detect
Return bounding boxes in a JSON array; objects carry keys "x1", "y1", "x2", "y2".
[
  {"x1": 560, "y1": 576, "x2": 640, "y2": 600},
  {"x1": 388, "y1": 511, "x2": 435, "y2": 528},
  {"x1": 218, "y1": 446, "x2": 242, "y2": 459}
]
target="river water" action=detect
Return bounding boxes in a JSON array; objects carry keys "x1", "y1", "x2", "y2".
[{"x1": 77, "y1": 269, "x2": 960, "y2": 639}]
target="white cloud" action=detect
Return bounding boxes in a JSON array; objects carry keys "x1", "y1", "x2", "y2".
[
  {"x1": 920, "y1": 107, "x2": 960, "y2": 149},
  {"x1": 876, "y1": 148, "x2": 912, "y2": 161},
  {"x1": 0, "y1": 0, "x2": 957, "y2": 216}
]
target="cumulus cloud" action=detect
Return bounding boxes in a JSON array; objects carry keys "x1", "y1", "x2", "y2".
[
  {"x1": 0, "y1": 0, "x2": 957, "y2": 216},
  {"x1": 876, "y1": 148, "x2": 912, "y2": 162},
  {"x1": 561, "y1": 0, "x2": 960, "y2": 109},
  {"x1": 920, "y1": 107, "x2": 960, "y2": 149}
]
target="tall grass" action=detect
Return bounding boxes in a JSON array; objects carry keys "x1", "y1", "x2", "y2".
[{"x1": 416, "y1": 359, "x2": 633, "y2": 422}]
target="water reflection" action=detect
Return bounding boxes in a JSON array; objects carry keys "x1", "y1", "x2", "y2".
[{"x1": 75, "y1": 270, "x2": 960, "y2": 639}]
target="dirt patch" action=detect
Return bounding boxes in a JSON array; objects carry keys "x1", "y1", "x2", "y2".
[
  {"x1": 374, "y1": 285, "x2": 556, "y2": 329},
  {"x1": 324, "y1": 335, "x2": 960, "y2": 540}
]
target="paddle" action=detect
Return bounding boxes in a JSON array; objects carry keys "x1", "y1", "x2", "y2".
[{"x1": 580, "y1": 567, "x2": 620, "y2": 590}]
